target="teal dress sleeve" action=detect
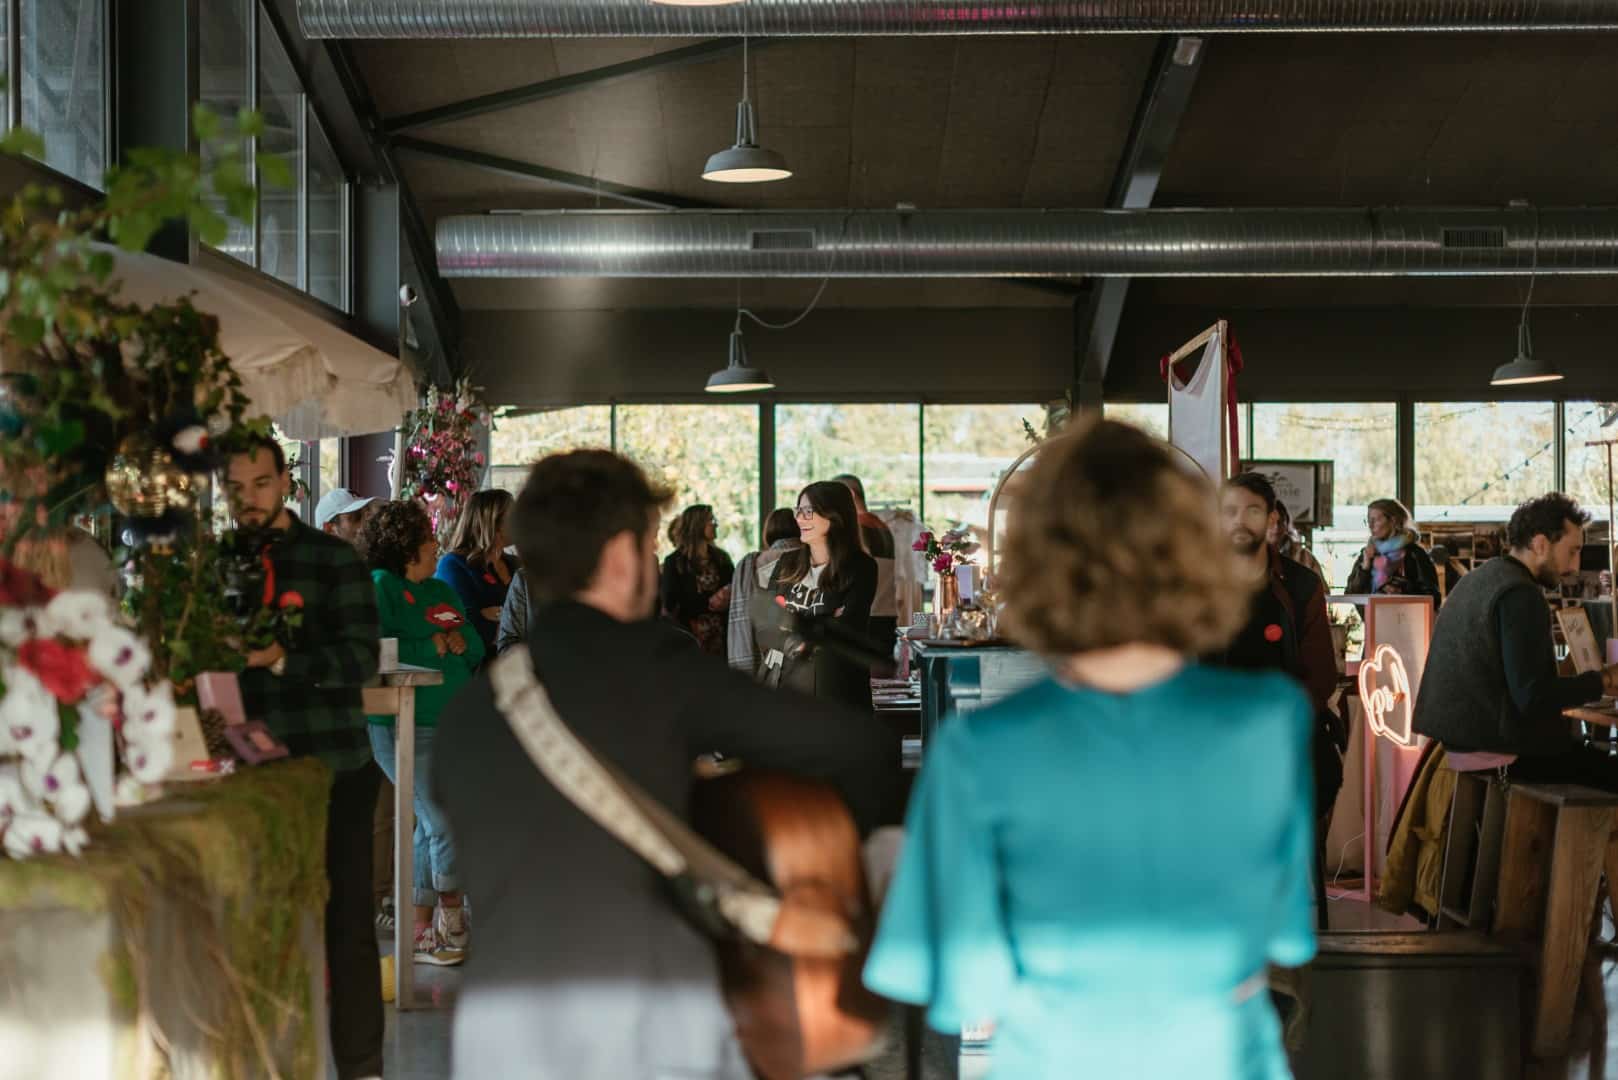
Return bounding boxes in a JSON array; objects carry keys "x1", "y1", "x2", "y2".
[
  {"x1": 862, "y1": 721, "x2": 1015, "y2": 1033},
  {"x1": 1268, "y1": 688, "x2": 1319, "y2": 969}
]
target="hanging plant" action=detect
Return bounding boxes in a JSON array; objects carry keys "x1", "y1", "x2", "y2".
[{"x1": 393, "y1": 378, "x2": 490, "y2": 543}]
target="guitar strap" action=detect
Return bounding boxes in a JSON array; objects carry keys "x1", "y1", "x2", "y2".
[{"x1": 487, "y1": 648, "x2": 781, "y2": 947}]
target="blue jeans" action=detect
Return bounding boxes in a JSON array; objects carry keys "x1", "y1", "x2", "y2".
[{"x1": 368, "y1": 723, "x2": 459, "y2": 907}]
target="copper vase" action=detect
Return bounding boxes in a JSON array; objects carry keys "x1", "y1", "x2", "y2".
[{"x1": 936, "y1": 573, "x2": 960, "y2": 618}]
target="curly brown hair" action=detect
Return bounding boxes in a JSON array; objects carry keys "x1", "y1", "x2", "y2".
[
  {"x1": 667, "y1": 504, "x2": 715, "y2": 562},
  {"x1": 358, "y1": 500, "x2": 435, "y2": 579},
  {"x1": 998, "y1": 419, "x2": 1250, "y2": 658}
]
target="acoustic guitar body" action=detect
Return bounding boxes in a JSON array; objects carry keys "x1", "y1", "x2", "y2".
[{"x1": 691, "y1": 769, "x2": 887, "y2": 1080}]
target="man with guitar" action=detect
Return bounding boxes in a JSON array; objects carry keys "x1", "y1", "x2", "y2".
[{"x1": 432, "y1": 450, "x2": 899, "y2": 1080}]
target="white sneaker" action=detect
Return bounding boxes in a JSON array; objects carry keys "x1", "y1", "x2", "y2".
[
  {"x1": 436, "y1": 903, "x2": 469, "y2": 951},
  {"x1": 413, "y1": 924, "x2": 464, "y2": 967}
]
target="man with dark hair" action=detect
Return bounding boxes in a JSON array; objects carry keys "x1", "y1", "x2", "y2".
[
  {"x1": 1415, "y1": 493, "x2": 1618, "y2": 785},
  {"x1": 433, "y1": 450, "x2": 898, "y2": 1079},
  {"x1": 222, "y1": 435, "x2": 383, "y2": 1080},
  {"x1": 1211, "y1": 472, "x2": 1342, "y2": 926}
]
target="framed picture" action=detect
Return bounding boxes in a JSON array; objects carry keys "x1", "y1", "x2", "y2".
[
  {"x1": 1241, "y1": 459, "x2": 1335, "y2": 527},
  {"x1": 1556, "y1": 606, "x2": 1604, "y2": 675}
]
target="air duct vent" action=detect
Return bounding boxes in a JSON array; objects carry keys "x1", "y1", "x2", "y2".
[
  {"x1": 750, "y1": 229, "x2": 816, "y2": 252},
  {"x1": 1442, "y1": 227, "x2": 1507, "y2": 250}
]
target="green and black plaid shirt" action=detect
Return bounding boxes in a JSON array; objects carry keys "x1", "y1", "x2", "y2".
[{"x1": 238, "y1": 513, "x2": 379, "y2": 773}]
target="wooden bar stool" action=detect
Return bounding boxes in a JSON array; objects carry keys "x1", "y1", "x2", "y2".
[
  {"x1": 1493, "y1": 782, "x2": 1618, "y2": 1060},
  {"x1": 1436, "y1": 769, "x2": 1509, "y2": 930}
]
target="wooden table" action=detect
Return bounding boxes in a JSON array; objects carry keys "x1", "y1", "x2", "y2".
[{"x1": 362, "y1": 662, "x2": 444, "y2": 1012}]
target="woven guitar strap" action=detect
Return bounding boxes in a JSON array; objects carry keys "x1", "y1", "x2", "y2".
[{"x1": 487, "y1": 647, "x2": 780, "y2": 946}]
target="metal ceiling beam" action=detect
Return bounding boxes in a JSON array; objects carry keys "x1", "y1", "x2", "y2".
[
  {"x1": 383, "y1": 38, "x2": 764, "y2": 135},
  {"x1": 1075, "y1": 34, "x2": 1207, "y2": 409},
  {"x1": 391, "y1": 135, "x2": 719, "y2": 211},
  {"x1": 326, "y1": 39, "x2": 463, "y2": 375}
]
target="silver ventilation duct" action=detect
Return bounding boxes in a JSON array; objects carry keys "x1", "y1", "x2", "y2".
[
  {"x1": 298, "y1": 0, "x2": 1618, "y2": 38},
  {"x1": 436, "y1": 209, "x2": 1618, "y2": 279}
]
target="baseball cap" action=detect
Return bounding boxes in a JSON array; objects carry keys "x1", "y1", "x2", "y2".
[{"x1": 315, "y1": 488, "x2": 377, "y2": 530}]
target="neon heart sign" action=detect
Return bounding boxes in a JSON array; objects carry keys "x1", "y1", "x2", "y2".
[{"x1": 1359, "y1": 643, "x2": 1415, "y2": 747}]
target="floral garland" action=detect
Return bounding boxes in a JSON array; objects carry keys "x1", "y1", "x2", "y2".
[
  {"x1": 0, "y1": 583, "x2": 176, "y2": 859},
  {"x1": 395, "y1": 379, "x2": 489, "y2": 543}
]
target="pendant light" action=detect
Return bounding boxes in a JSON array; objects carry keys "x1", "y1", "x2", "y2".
[
  {"x1": 705, "y1": 312, "x2": 774, "y2": 393},
  {"x1": 1491, "y1": 206, "x2": 1563, "y2": 387},
  {"x1": 702, "y1": 39, "x2": 791, "y2": 184}
]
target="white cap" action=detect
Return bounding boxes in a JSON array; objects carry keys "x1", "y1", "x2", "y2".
[{"x1": 315, "y1": 488, "x2": 377, "y2": 530}]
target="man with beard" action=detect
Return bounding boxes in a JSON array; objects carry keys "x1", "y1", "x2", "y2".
[
  {"x1": 222, "y1": 436, "x2": 383, "y2": 1080},
  {"x1": 1211, "y1": 473, "x2": 1342, "y2": 928},
  {"x1": 1415, "y1": 493, "x2": 1618, "y2": 786},
  {"x1": 432, "y1": 449, "x2": 897, "y2": 1079}
]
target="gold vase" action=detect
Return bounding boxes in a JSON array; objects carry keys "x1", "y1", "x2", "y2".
[{"x1": 936, "y1": 573, "x2": 960, "y2": 618}]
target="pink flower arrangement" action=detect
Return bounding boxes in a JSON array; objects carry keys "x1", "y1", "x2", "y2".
[
  {"x1": 396, "y1": 379, "x2": 490, "y2": 542},
  {"x1": 913, "y1": 528, "x2": 979, "y2": 578}
]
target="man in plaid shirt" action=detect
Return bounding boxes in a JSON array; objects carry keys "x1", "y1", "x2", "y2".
[{"x1": 225, "y1": 436, "x2": 384, "y2": 1080}]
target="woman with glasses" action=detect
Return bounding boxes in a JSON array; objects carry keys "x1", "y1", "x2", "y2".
[
  {"x1": 1345, "y1": 498, "x2": 1440, "y2": 601},
  {"x1": 659, "y1": 504, "x2": 735, "y2": 658},
  {"x1": 756, "y1": 481, "x2": 879, "y2": 709}
]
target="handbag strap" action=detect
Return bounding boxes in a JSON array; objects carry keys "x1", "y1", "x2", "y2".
[{"x1": 487, "y1": 648, "x2": 781, "y2": 945}]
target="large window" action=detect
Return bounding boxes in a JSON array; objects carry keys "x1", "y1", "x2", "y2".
[
  {"x1": 1, "y1": 4, "x2": 10, "y2": 138},
  {"x1": 199, "y1": 0, "x2": 254, "y2": 264},
  {"x1": 256, "y1": 8, "x2": 303, "y2": 291},
  {"x1": 1104, "y1": 402, "x2": 1168, "y2": 440},
  {"x1": 1563, "y1": 402, "x2": 1618, "y2": 526},
  {"x1": 618, "y1": 405, "x2": 760, "y2": 561},
  {"x1": 923, "y1": 404, "x2": 1044, "y2": 531},
  {"x1": 307, "y1": 109, "x2": 346, "y2": 309},
  {"x1": 487, "y1": 407, "x2": 613, "y2": 494},
  {"x1": 20, "y1": 0, "x2": 106, "y2": 187},
  {"x1": 1416, "y1": 402, "x2": 1556, "y2": 523},
  {"x1": 774, "y1": 404, "x2": 921, "y2": 520},
  {"x1": 1249, "y1": 403, "x2": 1398, "y2": 589}
]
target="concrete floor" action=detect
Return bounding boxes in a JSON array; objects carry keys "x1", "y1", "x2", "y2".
[{"x1": 361, "y1": 899, "x2": 1618, "y2": 1080}]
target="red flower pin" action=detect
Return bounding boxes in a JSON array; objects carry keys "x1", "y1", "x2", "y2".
[
  {"x1": 1263, "y1": 624, "x2": 1284, "y2": 643},
  {"x1": 403, "y1": 589, "x2": 416, "y2": 605},
  {"x1": 278, "y1": 590, "x2": 304, "y2": 610},
  {"x1": 482, "y1": 572, "x2": 497, "y2": 585},
  {"x1": 425, "y1": 602, "x2": 466, "y2": 629}
]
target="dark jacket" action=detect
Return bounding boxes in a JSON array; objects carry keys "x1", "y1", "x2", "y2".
[
  {"x1": 1413, "y1": 555, "x2": 1601, "y2": 756},
  {"x1": 432, "y1": 602, "x2": 899, "y2": 1075},
  {"x1": 660, "y1": 548, "x2": 736, "y2": 625},
  {"x1": 1206, "y1": 546, "x2": 1344, "y2": 811},
  {"x1": 758, "y1": 549, "x2": 879, "y2": 710},
  {"x1": 495, "y1": 567, "x2": 530, "y2": 656},
  {"x1": 1346, "y1": 530, "x2": 1441, "y2": 602}
]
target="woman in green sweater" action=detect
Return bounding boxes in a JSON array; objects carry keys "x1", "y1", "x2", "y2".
[{"x1": 358, "y1": 500, "x2": 485, "y2": 966}]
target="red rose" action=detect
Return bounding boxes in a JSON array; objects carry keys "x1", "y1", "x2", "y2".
[
  {"x1": 278, "y1": 590, "x2": 305, "y2": 610},
  {"x1": 18, "y1": 639, "x2": 99, "y2": 704},
  {"x1": 0, "y1": 555, "x2": 54, "y2": 607},
  {"x1": 1264, "y1": 624, "x2": 1284, "y2": 643}
]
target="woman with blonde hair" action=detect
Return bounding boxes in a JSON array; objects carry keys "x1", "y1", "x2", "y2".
[
  {"x1": 1345, "y1": 496, "x2": 1440, "y2": 600},
  {"x1": 435, "y1": 488, "x2": 519, "y2": 656},
  {"x1": 659, "y1": 504, "x2": 735, "y2": 658},
  {"x1": 864, "y1": 419, "x2": 1317, "y2": 1079}
]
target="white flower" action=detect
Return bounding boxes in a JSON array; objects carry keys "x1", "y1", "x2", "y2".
[
  {"x1": 29, "y1": 754, "x2": 89, "y2": 824},
  {"x1": 172, "y1": 425, "x2": 209, "y2": 456},
  {"x1": 124, "y1": 737, "x2": 173, "y2": 784},
  {"x1": 40, "y1": 590, "x2": 113, "y2": 641},
  {"x1": 0, "y1": 664, "x2": 61, "y2": 765},
  {"x1": 0, "y1": 765, "x2": 34, "y2": 821},
  {"x1": 60, "y1": 825, "x2": 89, "y2": 856},
  {"x1": 0, "y1": 607, "x2": 41, "y2": 648},
  {"x1": 3, "y1": 812, "x2": 63, "y2": 859},
  {"x1": 88, "y1": 626, "x2": 150, "y2": 689},
  {"x1": 120, "y1": 681, "x2": 176, "y2": 741},
  {"x1": 114, "y1": 774, "x2": 150, "y2": 808},
  {"x1": 52, "y1": 783, "x2": 91, "y2": 826}
]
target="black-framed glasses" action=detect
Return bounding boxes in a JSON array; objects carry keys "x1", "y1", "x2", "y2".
[{"x1": 793, "y1": 506, "x2": 817, "y2": 520}]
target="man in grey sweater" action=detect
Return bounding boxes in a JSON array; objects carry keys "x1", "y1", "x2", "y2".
[{"x1": 1414, "y1": 493, "x2": 1618, "y2": 785}]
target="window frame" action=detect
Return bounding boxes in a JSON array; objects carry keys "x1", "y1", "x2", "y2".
[{"x1": 12, "y1": 0, "x2": 112, "y2": 190}]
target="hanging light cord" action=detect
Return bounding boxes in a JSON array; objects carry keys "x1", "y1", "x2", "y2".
[
  {"x1": 1519, "y1": 205, "x2": 1540, "y2": 345},
  {"x1": 742, "y1": 36, "x2": 750, "y2": 104},
  {"x1": 735, "y1": 210, "x2": 854, "y2": 332}
]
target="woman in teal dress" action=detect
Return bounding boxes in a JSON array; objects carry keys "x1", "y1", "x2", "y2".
[{"x1": 863, "y1": 420, "x2": 1317, "y2": 1079}]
